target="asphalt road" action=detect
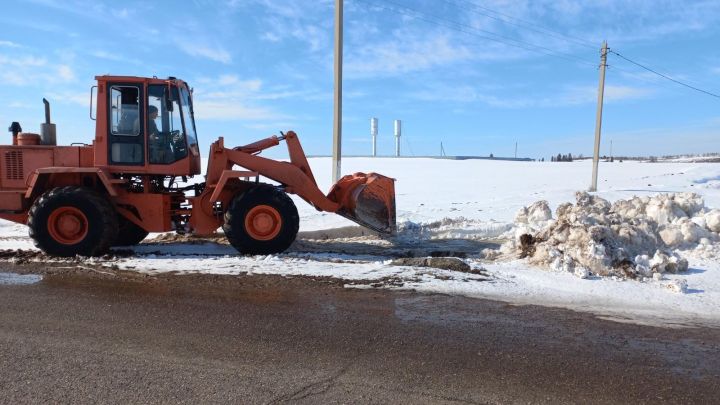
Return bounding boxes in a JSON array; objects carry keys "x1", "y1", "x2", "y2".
[{"x1": 0, "y1": 267, "x2": 719, "y2": 404}]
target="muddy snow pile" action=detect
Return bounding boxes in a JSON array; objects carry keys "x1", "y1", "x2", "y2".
[{"x1": 503, "y1": 192, "x2": 720, "y2": 282}]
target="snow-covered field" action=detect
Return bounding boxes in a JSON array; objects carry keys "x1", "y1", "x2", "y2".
[{"x1": 2, "y1": 158, "x2": 720, "y2": 327}]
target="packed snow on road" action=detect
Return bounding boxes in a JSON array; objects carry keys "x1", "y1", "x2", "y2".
[{"x1": 2, "y1": 158, "x2": 720, "y2": 327}]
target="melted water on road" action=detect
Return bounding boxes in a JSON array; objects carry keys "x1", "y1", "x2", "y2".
[{"x1": 0, "y1": 272, "x2": 42, "y2": 285}]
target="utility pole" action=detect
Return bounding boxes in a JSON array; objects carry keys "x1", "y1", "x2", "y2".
[
  {"x1": 331, "y1": 0, "x2": 343, "y2": 183},
  {"x1": 590, "y1": 40, "x2": 608, "y2": 192}
]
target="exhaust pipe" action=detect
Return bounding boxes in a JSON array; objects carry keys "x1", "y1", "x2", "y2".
[
  {"x1": 44, "y1": 98, "x2": 50, "y2": 124},
  {"x1": 40, "y1": 98, "x2": 56, "y2": 146}
]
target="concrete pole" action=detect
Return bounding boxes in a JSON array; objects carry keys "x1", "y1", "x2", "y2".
[
  {"x1": 331, "y1": 0, "x2": 343, "y2": 183},
  {"x1": 590, "y1": 40, "x2": 608, "y2": 192},
  {"x1": 394, "y1": 119, "x2": 401, "y2": 157},
  {"x1": 371, "y1": 117, "x2": 378, "y2": 157}
]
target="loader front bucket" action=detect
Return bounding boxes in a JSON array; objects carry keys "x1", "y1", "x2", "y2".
[{"x1": 327, "y1": 172, "x2": 397, "y2": 235}]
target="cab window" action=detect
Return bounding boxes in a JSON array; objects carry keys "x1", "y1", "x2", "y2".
[
  {"x1": 110, "y1": 86, "x2": 140, "y2": 136},
  {"x1": 147, "y1": 85, "x2": 187, "y2": 164},
  {"x1": 180, "y1": 87, "x2": 198, "y2": 148},
  {"x1": 108, "y1": 85, "x2": 143, "y2": 165}
]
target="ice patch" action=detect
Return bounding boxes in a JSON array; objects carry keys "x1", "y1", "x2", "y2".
[
  {"x1": 693, "y1": 174, "x2": 720, "y2": 184},
  {"x1": 0, "y1": 272, "x2": 42, "y2": 285}
]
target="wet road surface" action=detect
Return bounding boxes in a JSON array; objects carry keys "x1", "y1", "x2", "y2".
[{"x1": 0, "y1": 266, "x2": 719, "y2": 404}]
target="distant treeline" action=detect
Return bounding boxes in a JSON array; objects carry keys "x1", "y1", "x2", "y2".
[
  {"x1": 551, "y1": 153, "x2": 577, "y2": 162},
  {"x1": 549, "y1": 152, "x2": 720, "y2": 162},
  {"x1": 615, "y1": 152, "x2": 720, "y2": 162}
]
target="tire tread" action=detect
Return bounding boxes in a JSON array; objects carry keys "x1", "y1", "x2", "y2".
[
  {"x1": 223, "y1": 185, "x2": 299, "y2": 255},
  {"x1": 28, "y1": 186, "x2": 118, "y2": 256}
]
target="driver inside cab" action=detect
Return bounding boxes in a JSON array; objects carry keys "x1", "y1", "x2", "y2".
[{"x1": 136, "y1": 105, "x2": 172, "y2": 163}]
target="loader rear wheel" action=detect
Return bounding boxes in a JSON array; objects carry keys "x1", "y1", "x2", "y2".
[
  {"x1": 113, "y1": 216, "x2": 149, "y2": 246},
  {"x1": 223, "y1": 185, "x2": 299, "y2": 255},
  {"x1": 28, "y1": 186, "x2": 118, "y2": 257}
]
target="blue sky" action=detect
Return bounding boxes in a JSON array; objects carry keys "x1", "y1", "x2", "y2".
[{"x1": 0, "y1": 0, "x2": 719, "y2": 160}]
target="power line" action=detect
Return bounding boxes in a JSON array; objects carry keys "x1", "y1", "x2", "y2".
[
  {"x1": 604, "y1": 59, "x2": 699, "y2": 95},
  {"x1": 443, "y1": 0, "x2": 597, "y2": 50},
  {"x1": 610, "y1": 50, "x2": 720, "y2": 99},
  {"x1": 355, "y1": 0, "x2": 720, "y2": 102},
  {"x1": 606, "y1": 63, "x2": 681, "y2": 91},
  {"x1": 364, "y1": 0, "x2": 596, "y2": 66},
  {"x1": 354, "y1": 0, "x2": 597, "y2": 67}
]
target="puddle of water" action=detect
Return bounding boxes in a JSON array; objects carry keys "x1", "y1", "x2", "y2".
[{"x1": 0, "y1": 272, "x2": 42, "y2": 285}]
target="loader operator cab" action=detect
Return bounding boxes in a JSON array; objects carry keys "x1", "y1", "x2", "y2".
[{"x1": 102, "y1": 76, "x2": 200, "y2": 176}]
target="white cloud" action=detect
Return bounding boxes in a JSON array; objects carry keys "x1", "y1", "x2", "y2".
[
  {"x1": 8, "y1": 101, "x2": 33, "y2": 108},
  {"x1": 0, "y1": 49, "x2": 80, "y2": 87},
  {"x1": 47, "y1": 91, "x2": 88, "y2": 106},
  {"x1": 57, "y1": 65, "x2": 75, "y2": 81},
  {"x1": 260, "y1": 32, "x2": 282, "y2": 42},
  {"x1": 193, "y1": 101, "x2": 282, "y2": 121},
  {"x1": 196, "y1": 77, "x2": 264, "y2": 98},
  {"x1": 176, "y1": 41, "x2": 232, "y2": 64},
  {"x1": 561, "y1": 84, "x2": 652, "y2": 104},
  {"x1": 410, "y1": 82, "x2": 652, "y2": 108},
  {"x1": 0, "y1": 55, "x2": 80, "y2": 86},
  {"x1": 195, "y1": 74, "x2": 324, "y2": 102},
  {"x1": 216, "y1": 75, "x2": 261, "y2": 88},
  {"x1": 244, "y1": 122, "x2": 296, "y2": 130},
  {"x1": 0, "y1": 55, "x2": 46, "y2": 67},
  {"x1": 112, "y1": 8, "x2": 130, "y2": 18},
  {"x1": 90, "y1": 50, "x2": 141, "y2": 65},
  {"x1": 345, "y1": 0, "x2": 720, "y2": 72},
  {"x1": 503, "y1": 84, "x2": 652, "y2": 107},
  {"x1": 243, "y1": 0, "x2": 332, "y2": 52},
  {"x1": 90, "y1": 50, "x2": 120, "y2": 61},
  {"x1": 191, "y1": 72, "x2": 328, "y2": 123},
  {"x1": 253, "y1": 0, "x2": 330, "y2": 19},
  {"x1": 192, "y1": 75, "x2": 294, "y2": 122},
  {"x1": 290, "y1": 24, "x2": 326, "y2": 52},
  {"x1": 0, "y1": 40, "x2": 20, "y2": 48},
  {"x1": 259, "y1": 16, "x2": 330, "y2": 52},
  {"x1": 465, "y1": 0, "x2": 720, "y2": 42},
  {"x1": 411, "y1": 85, "x2": 478, "y2": 104},
  {"x1": 346, "y1": 34, "x2": 472, "y2": 78}
]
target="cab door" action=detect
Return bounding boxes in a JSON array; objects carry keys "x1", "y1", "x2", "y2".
[
  {"x1": 147, "y1": 84, "x2": 188, "y2": 165},
  {"x1": 107, "y1": 84, "x2": 145, "y2": 166}
]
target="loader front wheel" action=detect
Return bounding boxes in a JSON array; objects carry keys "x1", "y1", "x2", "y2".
[
  {"x1": 28, "y1": 186, "x2": 118, "y2": 257},
  {"x1": 223, "y1": 186, "x2": 299, "y2": 255}
]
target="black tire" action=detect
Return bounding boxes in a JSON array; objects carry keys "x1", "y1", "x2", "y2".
[
  {"x1": 223, "y1": 185, "x2": 299, "y2": 255},
  {"x1": 113, "y1": 216, "x2": 149, "y2": 246},
  {"x1": 28, "y1": 186, "x2": 118, "y2": 257}
]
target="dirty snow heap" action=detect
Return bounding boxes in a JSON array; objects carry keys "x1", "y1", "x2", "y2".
[{"x1": 504, "y1": 192, "x2": 720, "y2": 280}]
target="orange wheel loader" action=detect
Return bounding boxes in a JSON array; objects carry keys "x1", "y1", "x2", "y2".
[{"x1": 0, "y1": 76, "x2": 396, "y2": 257}]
